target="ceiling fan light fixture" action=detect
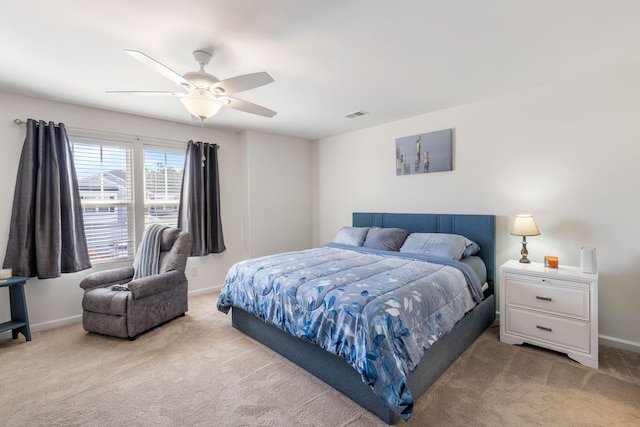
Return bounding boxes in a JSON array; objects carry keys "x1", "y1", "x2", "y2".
[{"x1": 180, "y1": 93, "x2": 223, "y2": 119}]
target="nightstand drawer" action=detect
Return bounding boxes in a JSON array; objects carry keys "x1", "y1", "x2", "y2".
[
  {"x1": 506, "y1": 278, "x2": 589, "y2": 320},
  {"x1": 506, "y1": 307, "x2": 590, "y2": 352},
  {"x1": 505, "y1": 273, "x2": 590, "y2": 290}
]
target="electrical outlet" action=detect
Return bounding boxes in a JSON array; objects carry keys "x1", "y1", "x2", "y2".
[{"x1": 191, "y1": 265, "x2": 198, "y2": 277}]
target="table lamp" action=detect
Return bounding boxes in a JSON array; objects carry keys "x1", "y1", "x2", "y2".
[{"x1": 511, "y1": 214, "x2": 540, "y2": 263}]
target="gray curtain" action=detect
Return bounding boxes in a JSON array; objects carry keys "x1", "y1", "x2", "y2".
[
  {"x1": 3, "y1": 119, "x2": 91, "y2": 278},
  {"x1": 178, "y1": 140, "x2": 226, "y2": 256}
]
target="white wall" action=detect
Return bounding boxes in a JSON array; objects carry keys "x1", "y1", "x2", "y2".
[
  {"x1": 313, "y1": 62, "x2": 640, "y2": 351},
  {"x1": 0, "y1": 91, "x2": 312, "y2": 335},
  {"x1": 243, "y1": 131, "x2": 313, "y2": 258}
]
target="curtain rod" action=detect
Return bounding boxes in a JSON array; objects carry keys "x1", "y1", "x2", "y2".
[{"x1": 12, "y1": 118, "x2": 190, "y2": 145}]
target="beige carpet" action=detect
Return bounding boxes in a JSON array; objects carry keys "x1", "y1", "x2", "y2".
[{"x1": 1, "y1": 293, "x2": 639, "y2": 426}]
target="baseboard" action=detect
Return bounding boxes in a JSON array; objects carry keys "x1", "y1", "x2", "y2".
[
  {"x1": 188, "y1": 284, "x2": 222, "y2": 296},
  {"x1": 0, "y1": 314, "x2": 82, "y2": 339},
  {"x1": 599, "y1": 334, "x2": 640, "y2": 354}
]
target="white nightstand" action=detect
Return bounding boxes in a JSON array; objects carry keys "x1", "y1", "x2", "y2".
[{"x1": 499, "y1": 260, "x2": 598, "y2": 368}]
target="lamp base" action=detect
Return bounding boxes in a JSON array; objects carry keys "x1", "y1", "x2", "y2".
[{"x1": 519, "y1": 238, "x2": 530, "y2": 263}]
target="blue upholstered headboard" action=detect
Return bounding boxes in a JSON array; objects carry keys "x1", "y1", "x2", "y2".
[{"x1": 352, "y1": 212, "x2": 496, "y2": 292}]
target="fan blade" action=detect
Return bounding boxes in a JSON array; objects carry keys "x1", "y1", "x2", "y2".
[
  {"x1": 106, "y1": 90, "x2": 183, "y2": 96},
  {"x1": 212, "y1": 72, "x2": 274, "y2": 94},
  {"x1": 221, "y1": 96, "x2": 277, "y2": 118},
  {"x1": 124, "y1": 49, "x2": 194, "y2": 90}
]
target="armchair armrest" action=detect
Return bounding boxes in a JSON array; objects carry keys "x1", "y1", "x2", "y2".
[
  {"x1": 79, "y1": 266, "x2": 135, "y2": 291},
  {"x1": 127, "y1": 270, "x2": 187, "y2": 300}
]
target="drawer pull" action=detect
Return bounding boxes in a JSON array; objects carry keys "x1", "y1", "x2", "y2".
[
  {"x1": 536, "y1": 325, "x2": 553, "y2": 332},
  {"x1": 536, "y1": 296, "x2": 552, "y2": 301}
]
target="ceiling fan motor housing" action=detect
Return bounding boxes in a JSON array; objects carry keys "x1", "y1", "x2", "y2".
[
  {"x1": 182, "y1": 50, "x2": 220, "y2": 90},
  {"x1": 183, "y1": 71, "x2": 220, "y2": 89}
]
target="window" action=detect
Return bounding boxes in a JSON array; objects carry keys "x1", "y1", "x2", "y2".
[
  {"x1": 144, "y1": 148, "x2": 185, "y2": 228},
  {"x1": 71, "y1": 139, "x2": 134, "y2": 263},
  {"x1": 70, "y1": 136, "x2": 185, "y2": 264}
]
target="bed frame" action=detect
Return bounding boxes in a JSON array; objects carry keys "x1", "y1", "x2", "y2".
[{"x1": 231, "y1": 212, "x2": 496, "y2": 424}]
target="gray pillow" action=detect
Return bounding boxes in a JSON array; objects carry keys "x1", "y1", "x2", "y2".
[
  {"x1": 333, "y1": 226, "x2": 370, "y2": 246},
  {"x1": 362, "y1": 227, "x2": 408, "y2": 251},
  {"x1": 400, "y1": 233, "x2": 478, "y2": 261}
]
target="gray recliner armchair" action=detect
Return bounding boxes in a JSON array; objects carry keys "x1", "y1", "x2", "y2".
[{"x1": 79, "y1": 227, "x2": 192, "y2": 339}]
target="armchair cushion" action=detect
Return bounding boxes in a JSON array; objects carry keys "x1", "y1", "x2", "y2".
[
  {"x1": 82, "y1": 287, "x2": 129, "y2": 316},
  {"x1": 159, "y1": 229, "x2": 192, "y2": 274},
  {"x1": 79, "y1": 266, "x2": 134, "y2": 291},
  {"x1": 128, "y1": 270, "x2": 187, "y2": 300}
]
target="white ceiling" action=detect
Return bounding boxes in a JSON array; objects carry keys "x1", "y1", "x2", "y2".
[{"x1": 1, "y1": 1, "x2": 639, "y2": 140}]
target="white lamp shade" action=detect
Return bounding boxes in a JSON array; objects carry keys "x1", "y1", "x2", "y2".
[
  {"x1": 180, "y1": 94, "x2": 223, "y2": 119},
  {"x1": 510, "y1": 214, "x2": 540, "y2": 236}
]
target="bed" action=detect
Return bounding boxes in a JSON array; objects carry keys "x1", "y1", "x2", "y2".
[{"x1": 217, "y1": 212, "x2": 496, "y2": 423}]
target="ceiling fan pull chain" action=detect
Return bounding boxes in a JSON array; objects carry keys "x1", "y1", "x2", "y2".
[{"x1": 200, "y1": 119, "x2": 206, "y2": 167}]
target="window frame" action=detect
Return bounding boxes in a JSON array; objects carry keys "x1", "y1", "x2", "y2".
[{"x1": 68, "y1": 131, "x2": 186, "y2": 265}]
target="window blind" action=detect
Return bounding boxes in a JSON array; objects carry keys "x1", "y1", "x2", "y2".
[{"x1": 71, "y1": 139, "x2": 134, "y2": 263}]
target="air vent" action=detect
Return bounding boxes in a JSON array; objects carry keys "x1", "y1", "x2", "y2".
[{"x1": 344, "y1": 110, "x2": 369, "y2": 119}]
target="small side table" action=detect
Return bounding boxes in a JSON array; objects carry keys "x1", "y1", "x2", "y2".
[
  {"x1": 0, "y1": 276, "x2": 31, "y2": 341},
  {"x1": 499, "y1": 260, "x2": 598, "y2": 368}
]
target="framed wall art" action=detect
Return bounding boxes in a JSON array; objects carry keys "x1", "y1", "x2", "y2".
[{"x1": 395, "y1": 128, "x2": 453, "y2": 175}]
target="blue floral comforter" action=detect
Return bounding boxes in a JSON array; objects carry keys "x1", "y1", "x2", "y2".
[{"x1": 217, "y1": 243, "x2": 484, "y2": 421}]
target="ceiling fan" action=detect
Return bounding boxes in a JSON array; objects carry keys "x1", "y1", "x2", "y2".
[{"x1": 107, "y1": 49, "x2": 277, "y2": 121}]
